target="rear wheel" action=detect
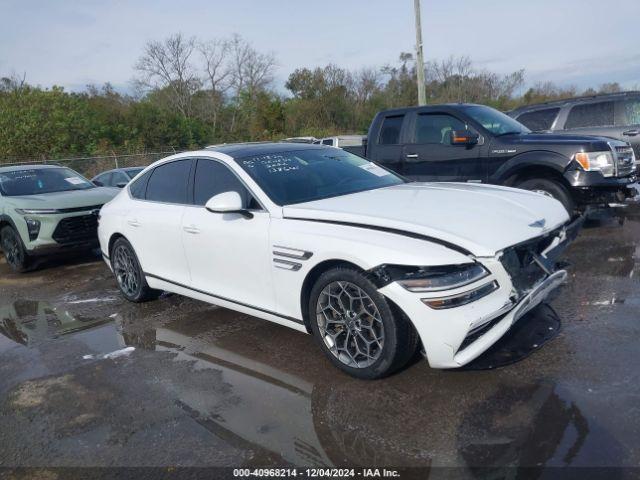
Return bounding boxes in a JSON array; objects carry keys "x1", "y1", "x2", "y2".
[
  {"x1": 1, "y1": 226, "x2": 31, "y2": 273},
  {"x1": 308, "y1": 267, "x2": 417, "y2": 379},
  {"x1": 516, "y1": 178, "x2": 575, "y2": 215},
  {"x1": 111, "y1": 237, "x2": 160, "y2": 302}
]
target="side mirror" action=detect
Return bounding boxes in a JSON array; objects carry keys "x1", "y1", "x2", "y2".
[
  {"x1": 93, "y1": 180, "x2": 103, "y2": 186},
  {"x1": 450, "y1": 130, "x2": 479, "y2": 146},
  {"x1": 116, "y1": 182, "x2": 128, "y2": 188},
  {"x1": 205, "y1": 191, "x2": 253, "y2": 219}
]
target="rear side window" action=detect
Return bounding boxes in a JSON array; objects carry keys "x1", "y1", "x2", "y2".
[
  {"x1": 619, "y1": 99, "x2": 640, "y2": 126},
  {"x1": 565, "y1": 101, "x2": 614, "y2": 129},
  {"x1": 129, "y1": 170, "x2": 151, "y2": 199},
  {"x1": 378, "y1": 115, "x2": 404, "y2": 144},
  {"x1": 145, "y1": 159, "x2": 192, "y2": 204},
  {"x1": 516, "y1": 108, "x2": 560, "y2": 131},
  {"x1": 94, "y1": 173, "x2": 112, "y2": 186},
  {"x1": 193, "y1": 159, "x2": 252, "y2": 207},
  {"x1": 413, "y1": 113, "x2": 466, "y2": 144}
]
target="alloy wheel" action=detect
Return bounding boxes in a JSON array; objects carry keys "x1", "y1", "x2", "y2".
[
  {"x1": 2, "y1": 231, "x2": 22, "y2": 268},
  {"x1": 113, "y1": 245, "x2": 140, "y2": 297},
  {"x1": 316, "y1": 281, "x2": 385, "y2": 368}
]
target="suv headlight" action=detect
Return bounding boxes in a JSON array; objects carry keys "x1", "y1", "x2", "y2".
[
  {"x1": 574, "y1": 151, "x2": 615, "y2": 177},
  {"x1": 397, "y1": 263, "x2": 490, "y2": 292}
]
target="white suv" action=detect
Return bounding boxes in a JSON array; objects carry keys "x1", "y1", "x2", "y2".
[{"x1": 98, "y1": 143, "x2": 576, "y2": 379}]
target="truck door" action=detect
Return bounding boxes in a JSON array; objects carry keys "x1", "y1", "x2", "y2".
[
  {"x1": 367, "y1": 113, "x2": 406, "y2": 176},
  {"x1": 402, "y1": 112, "x2": 485, "y2": 182}
]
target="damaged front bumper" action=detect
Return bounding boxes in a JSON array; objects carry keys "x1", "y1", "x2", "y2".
[{"x1": 379, "y1": 216, "x2": 583, "y2": 369}]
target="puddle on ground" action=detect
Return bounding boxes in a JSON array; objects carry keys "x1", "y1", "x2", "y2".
[{"x1": 0, "y1": 300, "x2": 625, "y2": 468}]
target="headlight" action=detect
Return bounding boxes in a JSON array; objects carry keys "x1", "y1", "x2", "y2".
[
  {"x1": 15, "y1": 208, "x2": 60, "y2": 214},
  {"x1": 24, "y1": 218, "x2": 41, "y2": 241},
  {"x1": 574, "y1": 151, "x2": 615, "y2": 177},
  {"x1": 422, "y1": 281, "x2": 499, "y2": 309},
  {"x1": 397, "y1": 263, "x2": 490, "y2": 292}
]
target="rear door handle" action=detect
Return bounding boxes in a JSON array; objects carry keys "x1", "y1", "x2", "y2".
[
  {"x1": 623, "y1": 129, "x2": 639, "y2": 136},
  {"x1": 183, "y1": 225, "x2": 201, "y2": 234},
  {"x1": 127, "y1": 219, "x2": 140, "y2": 227},
  {"x1": 406, "y1": 154, "x2": 419, "y2": 158}
]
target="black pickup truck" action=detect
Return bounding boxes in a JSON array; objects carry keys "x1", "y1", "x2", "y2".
[{"x1": 345, "y1": 104, "x2": 637, "y2": 213}]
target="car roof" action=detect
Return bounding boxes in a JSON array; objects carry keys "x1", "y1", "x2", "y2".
[
  {"x1": 510, "y1": 90, "x2": 640, "y2": 114},
  {"x1": 0, "y1": 164, "x2": 63, "y2": 173},
  {"x1": 205, "y1": 142, "x2": 332, "y2": 158}
]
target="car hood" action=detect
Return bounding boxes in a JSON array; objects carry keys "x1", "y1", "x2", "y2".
[
  {"x1": 5, "y1": 187, "x2": 118, "y2": 210},
  {"x1": 504, "y1": 132, "x2": 627, "y2": 148},
  {"x1": 283, "y1": 183, "x2": 570, "y2": 257}
]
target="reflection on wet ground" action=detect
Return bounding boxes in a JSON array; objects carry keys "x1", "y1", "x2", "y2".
[{"x1": 0, "y1": 206, "x2": 639, "y2": 470}]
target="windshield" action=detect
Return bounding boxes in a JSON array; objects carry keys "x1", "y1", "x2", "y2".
[
  {"x1": 236, "y1": 148, "x2": 405, "y2": 205},
  {"x1": 125, "y1": 167, "x2": 144, "y2": 179},
  {"x1": 0, "y1": 167, "x2": 94, "y2": 196},
  {"x1": 464, "y1": 105, "x2": 530, "y2": 135}
]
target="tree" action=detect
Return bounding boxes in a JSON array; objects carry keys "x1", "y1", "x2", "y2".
[{"x1": 134, "y1": 33, "x2": 201, "y2": 118}]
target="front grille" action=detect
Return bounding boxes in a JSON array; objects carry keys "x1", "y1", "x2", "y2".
[
  {"x1": 614, "y1": 146, "x2": 636, "y2": 177},
  {"x1": 52, "y1": 215, "x2": 99, "y2": 244}
]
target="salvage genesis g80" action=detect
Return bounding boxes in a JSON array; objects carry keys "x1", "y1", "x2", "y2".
[{"x1": 98, "y1": 143, "x2": 580, "y2": 379}]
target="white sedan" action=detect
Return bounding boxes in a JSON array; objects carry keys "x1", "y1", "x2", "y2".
[{"x1": 98, "y1": 143, "x2": 578, "y2": 379}]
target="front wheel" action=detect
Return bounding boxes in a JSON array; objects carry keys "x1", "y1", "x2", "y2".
[
  {"x1": 1, "y1": 226, "x2": 31, "y2": 273},
  {"x1": 308, "y1": 267, "x2": 417, "y2": 379},
  {"x1": 111, "y1": 237, "x2": 161, "y2": 302},
  {"x1": 515, "y1": 178, "x2": 575, "y2": 215}
]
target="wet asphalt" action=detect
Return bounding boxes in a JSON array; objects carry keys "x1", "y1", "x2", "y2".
[{"x1": 0, "y1": 205, "x2": 639, "y2": 475}]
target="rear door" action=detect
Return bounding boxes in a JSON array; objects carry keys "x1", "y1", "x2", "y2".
[
  {"x1": 367, "y1": 113, "x2": 406, "y2": 175},
  {"x1": 124, "y1": 159, "x2": 193, "y2": 285},
  {"x1": 402, "y1": 111, "x2": 484, "y2": 182}
]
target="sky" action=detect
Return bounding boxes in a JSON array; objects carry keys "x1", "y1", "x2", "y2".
[{"x1": 1, "y1": 0, "x2": 639, "y2": 95}]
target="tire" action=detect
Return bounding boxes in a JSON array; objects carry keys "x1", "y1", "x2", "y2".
[
  {"x1": 1, "y1": 226, "x2": 31, "y2": 273},
  {"x1": 515, "y1": 178, "x2": 575, "y2": 215},
  {"x1": 110, "y1": 237, "x2": 161, "y2": 302},
  {"x1": 308, "y1": 266, "x2": 418, "y2": 380}
]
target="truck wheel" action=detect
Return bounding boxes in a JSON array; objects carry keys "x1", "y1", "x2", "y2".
[
  {"x1": 308, "y1": 266, "x2": 418, "y2": 379},
  {"x1": 1, "y1": 226, "x2": 31, "y2": 273},
  {"x1": 111, "y1": 237, "x2": 161, "y2": 302},
  {"x1": 516, "y1": 178, "x2": 575, "y2": 214}
]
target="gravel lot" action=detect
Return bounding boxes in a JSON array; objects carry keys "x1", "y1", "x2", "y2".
[{"x1": 0, "y1": 206, "x2": 639, "y2": 473}]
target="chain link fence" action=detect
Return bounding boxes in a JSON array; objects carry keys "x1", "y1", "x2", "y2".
[{"x1": 0, "y1": 148, "x2": 186, "y2": 178}]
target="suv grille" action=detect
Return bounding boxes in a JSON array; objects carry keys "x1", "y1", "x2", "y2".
[
  {"x1": 614, "y1": 145, "x2": 636, "y2": 177},
  {"x1": 52, "y1": 214, "x2": 99, "y2": 244}
]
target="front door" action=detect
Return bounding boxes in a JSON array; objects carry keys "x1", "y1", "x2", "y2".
[
  {"x1": 181, "y1": 159, "x2": 275, "y2": 312},
  {"x1": 402, "y1": 112, "x2": 484, "y2": 182}
]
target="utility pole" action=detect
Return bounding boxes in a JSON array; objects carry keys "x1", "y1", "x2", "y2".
[{"x1": 413, "y1": 0, "x2": 426, "y2": 105}]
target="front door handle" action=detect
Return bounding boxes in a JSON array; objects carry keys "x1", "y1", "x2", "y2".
[
  {"x1": 183, "y1": 225, "x2": 201, "y2": 234},
  {"x1": 623, "y1": 129, "x2": 639, "y2": 136},
  {"x1": 127, "y1": 219, "x2": 140, "y2": 227},
  {"x1": 406, "y1": 154, "x2": 419, "y2": 158}
]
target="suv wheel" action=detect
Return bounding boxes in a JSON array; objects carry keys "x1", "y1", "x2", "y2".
[
  {"x1": 308, "y1": 267, "x2": 417, "y2": 379},
  {"x1": 1, "y1": 226, "x2": 31, "y2": 272},
  {"x1": 111, "y1": 237, "x2": 161, "y2": 302},
  {"x1": 516, "y1": 178, "x2": 575, "y2": 214}
]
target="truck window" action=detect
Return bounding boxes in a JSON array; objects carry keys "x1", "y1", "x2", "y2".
[
  {"x1": 516, "y1": 108, "x2": 560, "y2": 131},
  {"x1": 413, "y1": 113, "x2": 465, "y2": 144},
  {"x1": 619, "y1": 99, "x2": 640, "y2": 126},
  {"x1": 565, "y1": 101, "x2": 614, "y2": 129},
  {"x1": 378, "y1": 115, "x2": 404, "y2": 144}
]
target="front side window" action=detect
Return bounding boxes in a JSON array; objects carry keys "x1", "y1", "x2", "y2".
[
  {"x1": 236, "y1": 148, "x2": 405, "y2": 206},
  {"x1": 516, "y1": 108, "x2": 560, "y2": 131},
  {"x1": 0, "y1": 167, "x2": 94, "y2": 196},
  {"x1": 565, "y1": 101, "x2": 614, "y2": 129},
  {"x1": 145, "y1": 159, "x2": 192, "y2": 204},
  {"x1": 619, "y1": 99, "x2": 640, "y2": 126},
  {"x1": 464, "y1": 105, "x2": 529, "y2": 135},
  {"x1": 378, "y1": 115, "x2": 404, "y2": 144},
  {"x1": 414, "y1": 113, "x2": 466, "y2": 144},
  {"x1": 193, "y1": 159, "x2": 254, "y2": 208}
]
